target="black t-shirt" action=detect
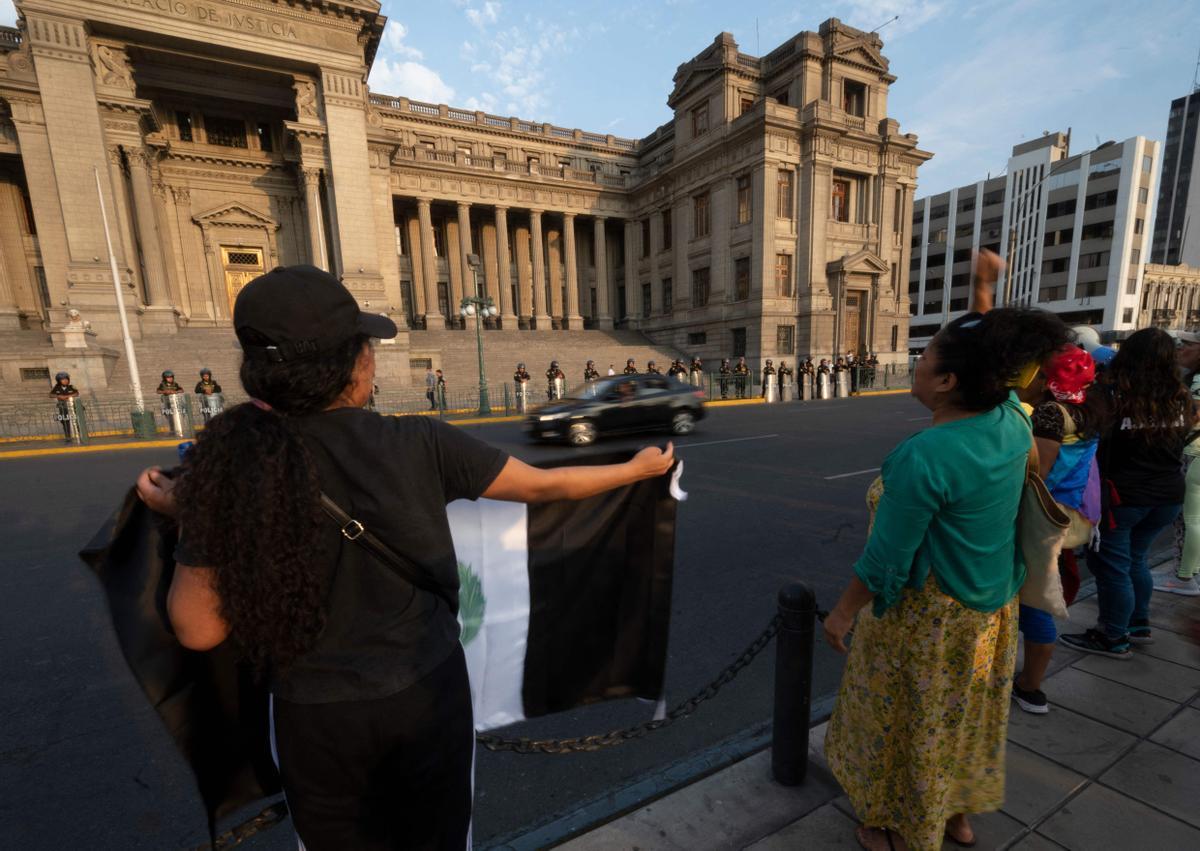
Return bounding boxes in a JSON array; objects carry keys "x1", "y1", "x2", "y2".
[
  {"x1": 177, "y1": 409, "x2": 508, "y2": 704},
  {"x1": 1102, "y1": 417, "x2": 1186, "y2": 506}
]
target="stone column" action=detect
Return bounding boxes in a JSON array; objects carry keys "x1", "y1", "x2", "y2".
[
  {"x1": 457, "y1": 201, "x2": 475, "y2": 301},
  {"x1": 125, "y1": 149, "x2": 172, "y2": 307},
  {"x1": 300, "y1": 168, "x2": 327, "y2": 269},
  {"x1": 416, "y1": 198, "x2": 442, "y2": 325},
  {"x1": 495, "y1": 206, "x2": 516, "y2": 327},
  {"x1": 405, "y1": 214, "x2": 426, "y2": 316},
  {"x1": 0, "y1": 237, "x2": 19, "y2": 328},
  {"x1": 623, "y1": 219, "x2": 638, "y2": 323},
  {"x1": 563, "y1": 213, "x2": 582, "y2": 328},
  {"x1": 530, "y1": 209, "x2": 550, "y2": 327},
  {"x1": 547, "y1": 227, "x2": 564, "y2": 324},
  {"x1": 594, "y1": 216, "x2": 612, "y2": 329},
  {"x1": 515, "y1": 221, "x2": 533, "y2": 325}
]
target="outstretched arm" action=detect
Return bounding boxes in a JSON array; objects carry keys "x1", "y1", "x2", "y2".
[
  {"x1": 483, "y1": 443, "x2": 675, "y2": 503},
  {"x1": 971, "y1": 248, "x2": 1004, "y2": 314}
]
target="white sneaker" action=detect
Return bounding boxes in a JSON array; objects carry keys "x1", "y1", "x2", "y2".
[{"x1": 1153, "y1": 573, "x2": 1200, "y2": 596}]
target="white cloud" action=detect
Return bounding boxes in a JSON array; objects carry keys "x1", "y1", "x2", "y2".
[
  {"x1": 368, "y1": 58, "x2": 455, "y2": 104},
  {"x1": 382, "y1": 20, "x2": 424, "y2": 60},
  {"x1": 465, "y1": 2, "x2": 501, "y2": 30},
  {"x1": 0, "y1": 0, "x2": 15, "y2": 27},
  {"x1": 461, "y1": 20, "x2": 578, "y2": 118}
]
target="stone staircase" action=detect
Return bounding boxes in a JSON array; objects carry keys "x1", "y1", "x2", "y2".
[{"x1": 0, "y1": 325, "x2": 687, "y2": 404}]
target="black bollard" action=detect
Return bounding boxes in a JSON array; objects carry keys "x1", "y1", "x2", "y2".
[{"x1": 772, "y1": 582, "x2": 816, "y2": 786}]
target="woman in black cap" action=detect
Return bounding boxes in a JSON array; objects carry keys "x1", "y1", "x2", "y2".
[{"x1": 135, "y1": 265, "x2": 674, "y2": 850}]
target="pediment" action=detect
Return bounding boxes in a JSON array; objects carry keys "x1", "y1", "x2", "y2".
[
  {"x1": 833, "y1": 40, "x2": 889, "y2": 72},
  {"x1": 828, "y1": 249, "x2": 889, "y2": 275},
  {"x1": 192, "y1": 201, "x2": 278, "y2": 230}
]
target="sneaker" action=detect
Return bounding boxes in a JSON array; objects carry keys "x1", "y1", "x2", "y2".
[
  {"x1": 1128, "y1": 619, "x2": 1155, "y2": 646},
  {"x1": 1012, "y1": 682, "x2": 1049, "y2": 714},
  {"x1": 1153, "y1": 573, "x2": 1200, "y2": 596},
  {"x1": 1059, "y1": 629, "x2": 1133, "y2": 659}
]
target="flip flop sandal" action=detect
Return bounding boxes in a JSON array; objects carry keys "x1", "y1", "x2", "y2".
[{"x1": 944, "y1": 828, "x2": 977, "y2": 848}]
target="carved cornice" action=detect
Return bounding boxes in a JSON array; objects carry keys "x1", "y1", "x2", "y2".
[
  {"x1": 24, "y1": 14, "x2": 89, "y2": 63},
  {"x1": 322, "y1": 69, "x2": 366, "y2": 110}
]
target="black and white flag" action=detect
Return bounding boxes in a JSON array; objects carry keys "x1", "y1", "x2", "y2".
[{"x1": 451, "y1": 453, "x2": 685, "y2": 730}]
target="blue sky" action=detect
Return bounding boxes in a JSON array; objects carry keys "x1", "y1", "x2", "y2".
[{"x1": 1, "y1": 0, "x2": 1195, "y2": 193}]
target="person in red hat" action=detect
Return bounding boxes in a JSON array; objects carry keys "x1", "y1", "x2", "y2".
[{"x1": 1013, "y1": 345, "x2": 1107, "y2": 714}]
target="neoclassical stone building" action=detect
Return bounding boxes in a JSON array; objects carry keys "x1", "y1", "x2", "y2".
[
  {"x1": 0, "y1": 0, "x2": 930, "y2": 394},
  {"x1": 1139, "y1": 263, "x2": 1200, "y2": 332}
]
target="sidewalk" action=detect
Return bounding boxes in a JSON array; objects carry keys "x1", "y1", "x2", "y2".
[{"x1": 559, "y1": 584, "x2": 1200, "y2": 851}]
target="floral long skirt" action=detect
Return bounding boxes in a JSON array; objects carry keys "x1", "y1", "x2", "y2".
[{"x1": 825, "y1": 576, "x2": 1019, "y2": 851}]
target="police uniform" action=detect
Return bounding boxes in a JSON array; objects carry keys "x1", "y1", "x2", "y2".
[
  {"x1": 157, "y1": 380, "x2": 182, "y2": 394},
  {"x1": 545, "y1": 364, "x2": 565, "y2": 399},
  {"x1": 733, "y1": 359, "x2": 750, "y2": 399},
  {"x1": 623, "y1": 361, "x2": 638, "y2": 375},
  {"x1": 689, "y1": 358, "x2": 703, "y2": 385},
  {"x1": 194, "y1": 374, "x2": 224, "y2": 423},
  {"x1": 513, "y1": 366, "x2": 531, "y2": 411},
  {"x1": 800, "y1": 359, "x2": 815, "y2": 398},
  {"x1": 666, "y1": 361, "x2": 685, "y2": 379},
  {"x1": 194, "y1": 378, "x2": 223, "y2": 396},
  {"x1": 778, "y1": 362, "x2": 794, "y2": 398},
  {"x1": 646, "y1": 362, "x2": 662, "y2": 375},
  {"x1": 761, "y1": 361, "x2": 776, "y2": 398},
  {"x1": 50, "y1": 378, "x2": 79, "y2": 441},
  {"x1": 718, "y1": 360, "x2": 732, "y2": 399},
  {"x1": 583, "y1": 364, "x2": 600, "y2": 382}
]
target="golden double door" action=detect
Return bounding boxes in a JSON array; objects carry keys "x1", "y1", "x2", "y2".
[{"x1": 222, "y1": 247, "x2": 265, "y2": 314}]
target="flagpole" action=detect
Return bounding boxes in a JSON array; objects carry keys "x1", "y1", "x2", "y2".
[{"x1": 95, "y1": 167, "x2": 145, "y2": 412}]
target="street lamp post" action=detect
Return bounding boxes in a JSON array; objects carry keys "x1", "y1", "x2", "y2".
[{"x1": 461, "y1": 253, "x2": 497, "y2": 416}]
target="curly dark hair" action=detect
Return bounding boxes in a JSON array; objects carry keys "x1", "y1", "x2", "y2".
[
  {"x1": 932, "y1": 307, "x2": 1074, "y2": 411},
  {"x1": 174, "y1": 333, "x2": 369, "y2": 672},
  {"x1": 1107, "y1": 327, "x2": 1193, "y2": 440}
]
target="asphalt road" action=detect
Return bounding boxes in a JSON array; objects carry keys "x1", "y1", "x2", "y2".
[{"x1": 0, "y1": 394, "x2": 931, "y2": 849}]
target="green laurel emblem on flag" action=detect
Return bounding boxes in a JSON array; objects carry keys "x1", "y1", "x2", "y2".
[{"x1": 457, "y1": 561, "x2": 486, "y2": 645}]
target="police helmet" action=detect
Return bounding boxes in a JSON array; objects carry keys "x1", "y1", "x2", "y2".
[
  {"x1": 586, "y1": 359, "x2": 595, "y2": 367},
  {"x1": 517, "y1": 362, "x2": 526, "y2": 370},
  {"x1": 55, "y1": 371, "x2": 70, "y2": 381},
  {"x1": 162, "y1": 370, "x2": 174, "y2": 378},
  {"x1": 721, "y1": 358, "x2": 729, "y2": 365},
  {"x1": 550, "y1": 360, "x2": 559, "y2": 368},
  {"x1": 648, "y1": 360, "x2": 656, "y2": 366},
  {"x1": 199, "y1": 368, "x2": 211, "y2": 377},
  {"x1": 766, "y1": 359, "x2": 773, "y2": 366},
  {"x1": 627, "y1": 358, "x2": 635, "y2": 364}
]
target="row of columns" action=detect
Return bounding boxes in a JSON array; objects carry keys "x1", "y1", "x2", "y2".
[{"x1": 406, "y1": 199, "x2": 619, "y2": 330}]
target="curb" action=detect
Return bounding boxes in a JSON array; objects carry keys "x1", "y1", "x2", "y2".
[{"x1": 852, "y1": 388, "x2": 909, "y2": 397}]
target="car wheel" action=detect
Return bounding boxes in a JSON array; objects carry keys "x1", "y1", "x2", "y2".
[
  {"x1": 568, "y1": 421, "x2": 597, "y2": 446},
  {"x1": 671, "y1": 410, "x2": 696, "y2": 435}
]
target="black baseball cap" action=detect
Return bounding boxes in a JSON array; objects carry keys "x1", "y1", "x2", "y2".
[{"x1": 234, "y1": 265, "x2": 396, "y2": 362}]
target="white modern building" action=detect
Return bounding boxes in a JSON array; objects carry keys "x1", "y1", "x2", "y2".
[{"x1": 907, "y1": 133, "x2": 1159, "y2": 349}]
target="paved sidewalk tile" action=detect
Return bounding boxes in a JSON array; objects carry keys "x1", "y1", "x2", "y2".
[
  {"x1": 1044, "y1": 667, "x2": 1177, "y2": 735},
  {"x1": 1146, "y1": 600, "x2": 1200, "y2": 638},
  {"x1": 1038, "y1": 783, "x2": 1200, "y2": 850},
  {"x1": 960, "y1": 810, "x2": 1025, "y2": 849},
  {"x1": 744, "y1": 801, "x2": 861, "y2": 850},
  {"x1": 555, "y1": 749, "x2": 842, "y2": 851},
  {"x1": 1006, "y1": 704, "x2": 1136, "y2": 776},
  {"x1": 1001, "y1": 743, "x2": 1088, "y2": 826},
  {"x1": 1133, "y1": 628, "x2": 1200, "y2": 670},
  {"x1": 1009, "y1": 834, "x2": 1068, "y2": 850},
  {"x1": 1099, "y1": 741, "x2": 1200, "y2": 829},
  {"x1": 1072, "y1": 653, "x2": 1200, "y2": 702},
  {"x1": 1150, "y1": 705, "x2": 1200, "y2": 760}
]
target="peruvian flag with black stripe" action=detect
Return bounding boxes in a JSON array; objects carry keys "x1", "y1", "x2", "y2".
[{"x1": 448, "y1": 452, "x2": 685, "y2": 730}]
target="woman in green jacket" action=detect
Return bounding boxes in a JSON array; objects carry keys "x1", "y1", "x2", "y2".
[{"x1": 823, "y1": 252, "x2": 1071, "y2": 851}]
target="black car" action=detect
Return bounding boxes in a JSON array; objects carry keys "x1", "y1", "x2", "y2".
[{"x1": 524, "y1": 374, "x2": 706, "y2": 446}]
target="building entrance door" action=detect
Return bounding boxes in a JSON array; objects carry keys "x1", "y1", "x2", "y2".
[
  {"x1": 844, "y1": 291, "x2": 862, "y2": 355},
  {"x1": 222, "y1": 247, "x2": 265, "y2": 314}
]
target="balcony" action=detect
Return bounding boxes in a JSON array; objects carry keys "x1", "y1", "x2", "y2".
[
  {"x1": 804, "y1": 101, "x2": 868, "y2": 133},
  {"x1": 391, "y1": 145, "x2": 630, "y2": 189}
]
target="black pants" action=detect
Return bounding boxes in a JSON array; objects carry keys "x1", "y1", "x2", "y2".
[{"x1": 273, "y1": 646, "x2": 474, "y2": 850}]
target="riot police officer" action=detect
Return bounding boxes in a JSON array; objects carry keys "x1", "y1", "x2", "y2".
[
  {"x1": 733, "y1": 356, "x2": 750, "y2": 399},
  {"x1": 194, "y1": 368, "x2": 224, "y2": 424},
  {"x1": 623, "y1": 358, "x2": 638, "y2": 375},
  {"x1": 718, "y1": 358, "x2": 732, "y2": 400},
  {"x1": 646, "y1": 360, "x2": 662, "y2": 375},
  {"x1": 800, "y1": 357, "x2": 815, "y2": 399},
  {"x1": 778, "y1": 360, "x2": 794, "y2": 400},
  {"x1": 584, "y1": 360, "x2": 601, "y2": 382},
  {"x1": 157, "y1": 370, "x2": 182, "y2": 396},
  {"x1": 514, "y1": 362, "x2": 531, "y2": 412},
  {"x1": 50, "y1": 372, "x2": 79, "y2": 442},
  {"x1": 761, "y1": 359, "x2": 776, "y2": 399},
  {"x1": 546, "y1": 360, "x2": 566, "y2": 400},
  {"x1": 689, "y1": 356, "x2": 703, "y2": 386},
  {"x1": 866, "y1": 353, "x2": 880, "y2": 389},
  {"x1": 666, "y1": 359, "x2": 685, "y2": 379}
]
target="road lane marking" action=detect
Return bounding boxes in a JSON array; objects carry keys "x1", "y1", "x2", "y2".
[
  {"x1": 824, "y1": 467, "x2": 881, "y2": 480},
  {"x1": 676, "y1": 434, "x2": 779, "y2": 449}
]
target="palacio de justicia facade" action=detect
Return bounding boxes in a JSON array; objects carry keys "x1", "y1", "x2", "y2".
[{"x1": 0, "y1": 0, "x2": 930, "y2": 396}]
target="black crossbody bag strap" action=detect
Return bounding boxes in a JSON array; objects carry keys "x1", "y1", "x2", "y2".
[{"x1": 318, "y1": 492, "x2": 457, "y2": 614}]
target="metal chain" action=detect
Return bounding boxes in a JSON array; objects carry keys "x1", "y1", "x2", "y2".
[{"x1": 476, "y1": 613, "x2": 783, "y2": 754}]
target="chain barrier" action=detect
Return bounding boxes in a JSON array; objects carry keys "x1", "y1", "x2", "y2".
[{"x1": 476, "y1": 606, "x2": 829, "y2": 755}]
